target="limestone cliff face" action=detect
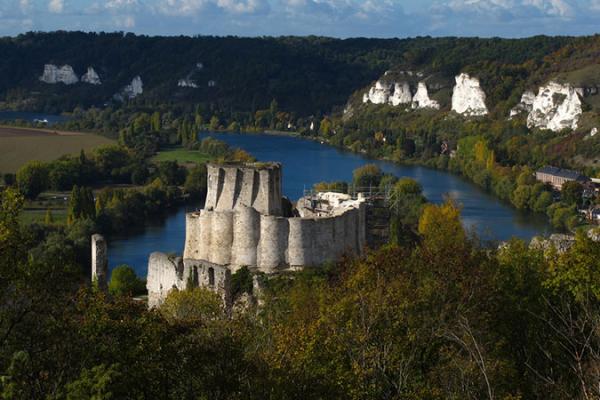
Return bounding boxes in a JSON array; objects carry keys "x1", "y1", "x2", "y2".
[
  {"x1": 389, "y1": 82, "x2": 412, "y2": 106},
  {"x1": 362, "y1": 79, "x2": 438, "y2": 109},
  {"x1": 81, "y1": 67, "x2": 101, "y2": 85},
  {"x1": 451, "y1": 73, "x2": 488, "y2": 116},
  {"x1": 526, "y1": 82, "x2": 582, "y2": 131},
  {"x1": 411, "y1": 82, "x2": 440, "y2": 110},
  {"x1": 115, "y1": 76, "x2": 143, "y2": 101},
  {"x1": 178, "y1": 78, "x2": 198, "y2": 88},
  {"x1": 509, "y1": 90, "x2": 535, "y2": 118},
  {"x1": 39, "y1": 64, "x2": 79, "y2": 85},
  {"x1": 363, "y1": 80, "x2": 393, "y2": 104}
]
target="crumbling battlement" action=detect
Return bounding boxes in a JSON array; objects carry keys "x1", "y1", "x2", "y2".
[
  {"x1": 205, "y1": 162, "x2": 283, "y2": 216},
  {"x1": 183, "y1": 203, "x2": 366, "y2": 273},
  {"x1": 147, "y1": 252, "x2": 231, "y2": 308}
]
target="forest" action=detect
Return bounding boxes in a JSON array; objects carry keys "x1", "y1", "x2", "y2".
[
  {"x1": 0, "y1": 31, "x2": 582, "y2": 116},
  {"x1": 1, "y1": 183, "x2": 600, "y2": 399}
]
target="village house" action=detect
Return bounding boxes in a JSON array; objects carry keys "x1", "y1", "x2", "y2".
[{"x1": 535, "y1": 166, "x2": 589, "y2": 190}]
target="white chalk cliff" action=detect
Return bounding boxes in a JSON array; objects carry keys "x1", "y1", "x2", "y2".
[
  {"x1": 411, "y1": 82, "x2": 440, "y2": 110},
  {"x1": 363, "y1": 80, "x2": 393, "y2": 104},
  {"x1": 389, "y1": 82, "x2": 412, "y2": 106},
  {"x1": 526, "y1": 81, "x2": 582, "y2": 132},
  {"x1": 119, "y1": 76, "x2": 143, "y2": 100},
  {"x1": 363, "y1": 80, "x2": 439, "y2": 109},
  {"x1": 178, "y1": 78, "x2": 198, "y2": 88},
  {"x1": 509, "y1": 90, "x2": 535, "y2": 118},
  {"x1": 39, "y1": 64, "x2": 79, "y2": 85},
  {"x1": 451, "y1": 73, "x2": 488, "y2": 116},
  {"x1": 81, "y1": 67, "x2": 101, "y2": 85}
]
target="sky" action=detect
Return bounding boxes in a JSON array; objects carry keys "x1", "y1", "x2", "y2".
[{"x1": 1, "y1": 0, "x2": 600, "y2": 38}]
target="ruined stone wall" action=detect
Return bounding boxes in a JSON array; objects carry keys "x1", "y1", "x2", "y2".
[
  {"x1": 91, "y1": 234, "x2": 108, "y2": 291},
  {"x1": 182, "y1": 203, "x2": 367, "y2": 273},
  {"x1": 204, "y1": 163, "x2": 283, "y2": 216},
  {"x1": 147, "y1": 252, "x2": 231, "y2": 308}
]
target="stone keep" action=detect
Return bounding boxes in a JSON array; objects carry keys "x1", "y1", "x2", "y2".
[
  {"x1": 147, "y1": 162, "x2": 367, "y2": 307},
  {"x1": 204, "y1": 163, "x2": 283, "y2": 216},
  {"x1": 91, "y1": 234, "x2": 108, "y2": 291}
]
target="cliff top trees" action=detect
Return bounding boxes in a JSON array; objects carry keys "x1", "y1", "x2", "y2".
[{"x1": 352, "y1": 163, "x2": 383, "y2": 189}]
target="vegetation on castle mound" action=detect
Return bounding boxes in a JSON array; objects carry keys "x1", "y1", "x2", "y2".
[{"x1": 1, "y1": 187, "x2": 600, "y2": 399}]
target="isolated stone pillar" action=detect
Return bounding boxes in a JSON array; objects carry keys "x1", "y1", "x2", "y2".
[{"x1": 91, "y1": 234, "x2": 108, "y2": 291}]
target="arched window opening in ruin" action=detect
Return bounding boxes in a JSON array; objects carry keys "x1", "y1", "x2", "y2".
[{"x1": 208, "y1": 267, "x2": 215, "y2": 286}]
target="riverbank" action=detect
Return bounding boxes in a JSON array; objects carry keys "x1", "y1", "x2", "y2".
[{"x1": 212, "y1": 129, "x2": 586, "y2": 234}]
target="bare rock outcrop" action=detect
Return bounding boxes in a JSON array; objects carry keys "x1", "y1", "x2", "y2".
[
  {"x1": 389, "y1": 82, "x2": 412, "y2": 106},
  {"x1": 451, "y1": 73, "x2": 488, "y2": 116},
  {"x1": 363, "y1": 80, "x2": 393, "y2": 104},
  {"x1": 81, "y1": 67, "x2": 101, "y2": 85},
  {"x1": 39, "y1": 64, "x2": 79, "y2": 85},
  {"x1": 114, "y1": 76, "x2": 143, "y2": 101},
  {"x1": 177, "y1": 79, "x2": 198, "y2": 88},
  {"x1": 509, "y1": 90, "x2": 535, "y2": 118},
  {"x1": 526, "y1": 81, "x2": 582, "y2": 132},
  {"x1": 411, "y1": 82, "x2": 440, "y2": 110},
  {"x1": 362, "y1": 79, "x2": 439, "y2": 110}
]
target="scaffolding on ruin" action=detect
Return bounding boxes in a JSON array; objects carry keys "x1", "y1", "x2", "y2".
[{"x1": 303, "y1": 184, "x2": 393, "y2": 204}]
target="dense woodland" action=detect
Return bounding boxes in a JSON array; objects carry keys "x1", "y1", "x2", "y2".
[
  {"x1": 0, "y1": 32, "x2": 582, "y2": 115},
  {"x1": 2, "y1": 184, "x2": 600, "y2": 399}
]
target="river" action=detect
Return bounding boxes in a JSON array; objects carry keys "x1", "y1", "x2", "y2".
[
  {"x1": 107, "y1": 132, "x2": 553, "y2": 277},
  {"x1": 0, "y1": 110, "x2": 69, "y2": 125}
]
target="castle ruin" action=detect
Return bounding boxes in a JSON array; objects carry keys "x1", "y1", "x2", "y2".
[
  {"x1": 147, "y1": 162, "x2": 367, "y2": 307},
  {"x1": 91, "y1": 234, "x2": 108, "y2": 291}
]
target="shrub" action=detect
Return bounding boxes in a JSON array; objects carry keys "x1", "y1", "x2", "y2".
[{"x1": 108, "y1": 265, "x2": 145, "y2": 296}]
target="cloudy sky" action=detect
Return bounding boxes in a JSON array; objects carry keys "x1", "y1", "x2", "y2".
[{"x1": 1, "y1": 0, "x2": 599, "y2": 38}]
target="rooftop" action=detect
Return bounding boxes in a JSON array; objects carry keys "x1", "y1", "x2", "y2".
[{"x1": 537, "y1": 166, "x2": 588, "y2": 181}]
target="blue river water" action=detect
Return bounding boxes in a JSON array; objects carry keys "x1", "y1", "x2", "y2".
[
  {"x1": 0, "y1": 111, "x2": 69, "y2": 125},
  {"x1": 107, "y1": 131, "x2": 553, "y2": 277}
]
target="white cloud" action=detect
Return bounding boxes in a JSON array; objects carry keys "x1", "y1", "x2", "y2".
[
  {"x1": 156, "y1": 0, "x2": 209, "y2": 16},
  {"x1": 439, "y1": 0, "x2": 575, "y2": 17},
  {"x1": 525, "y1": 0, "x2": 573, "y2": 16},
  {"x1": 113, "y1": 14, "x2": 136, "y2": 27},
  {"x1": 3, "y1": 0, "x2": 600, "y2": 38},
  {"x1": 106, "y1": 0, "x2": 139, "y2": 9},
  {"x1": 48, "y1": 0, "x2": 64, "y2": 13},
  {"x1": 19, "y1": 0, "x2": 31, "y2": 12},
  {"x1": 216, "y1": 0, "x2": 266, "y2": 14}
]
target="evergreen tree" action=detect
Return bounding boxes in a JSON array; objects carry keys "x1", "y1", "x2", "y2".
[
  {"x1": 79, "y1": 149, "x2": 87, "y2": 165},
  {"x1": 151, "y1": 111, "x2": 161, "y2": 131},
  {"x1": 81, "y1": 187, "x2": 96, "y2": 220},
  {"x1": 67, "y1": 185, "x2": 81, "y2": 226},
  {"x1": 44, "y1": 209, "x2": 54, "y2": 225},
  {"x1": 67, "y1": 186, "x2": 95, "y2": 225}
]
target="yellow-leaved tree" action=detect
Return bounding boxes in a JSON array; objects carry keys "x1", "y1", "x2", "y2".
[{"x1": 418, "y1": 200, "x2": 466, "y2": 253}]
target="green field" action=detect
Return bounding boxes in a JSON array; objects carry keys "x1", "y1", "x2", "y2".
[
  {"x1": 151, "y1": 148, "x2": 212, "y2": 165},
  {"x1": 20, "y1": 208, "x2": 68, "y2": 225},
  {"x1": 19, "y1": 192, "x2": 70, "y2": 225},
  {"x1": 0, "y1": 126, "x2": 114, "y2": 173}
]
